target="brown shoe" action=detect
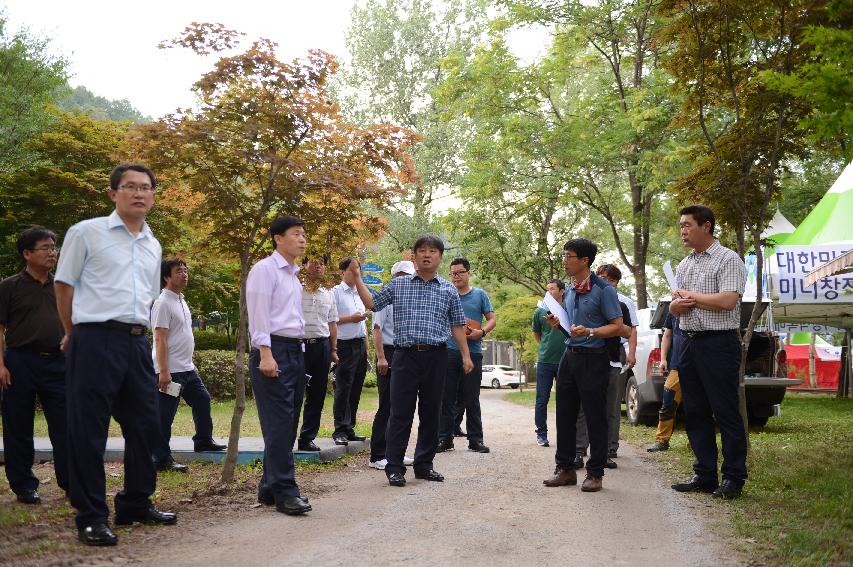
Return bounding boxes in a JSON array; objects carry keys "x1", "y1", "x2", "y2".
[
  {"x1": 543, "y1": 466, "x2": 577, "y2": 487},
  {"x1": 581, "y1": 475, "x2": 603, "y2": 492}
]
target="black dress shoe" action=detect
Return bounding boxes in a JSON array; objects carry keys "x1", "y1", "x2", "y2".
[
  {"x1": 276, "y1": 496, "x2": 311, "y2": 515},
  {"x1": 605, "y1": 458, "x2": 618, "y2": 469},
  {"x1": 435, "y1": 438, "x2": 454, "y2": 453},
  {"x1": 298, "y1": 439, "x2": 321, "y2": 451},
  {"x1": 347, "y1": 434, "x2": 367, "y2": 442},
  {"x1": 333, "y1": 435, "x2": 349, "y2": 446},
  {"x1": 194, "y1": 440, "x2": 227, "y2": 452},
  {"x1": 468, "y1": 441, "x2": 490, "y2": 453},
  {"x1": 672, "y1": 475, "x2": 718, "y2": 493},
  {"x1": 387, "y1": 473, "x2": 406, "y2": 487},
  {"x1": 78, "y1": 523, "x2": 117, "y2": 546},
  {"x1": 115, "y1": 506, "x2": 177, "y2": 526},
  {"x1": 156, "y1": 458, "x2": 188, "y2": 473},
  {"x1": 414, "y1": 469, "x2": 444, "y2": 482},
  {"x1": 16, "y1": 489, "x2": 40, "y2": 504},
  {"x1": 712, "y1": 480, "x2": 743, "y2": 499},
  {"x1": 257, "y1": 493, "x2": 275, "y2": 506},
  {"x1": 608, "y1": 449, "x2": 618, "y2": 458},
  {"x1": 572, "y1": 454, "x2": 585, "y2": 470}
]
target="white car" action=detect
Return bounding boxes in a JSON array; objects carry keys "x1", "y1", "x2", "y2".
[{"x1": 481, "y1": 365, "x2": 523, "y2": 389}]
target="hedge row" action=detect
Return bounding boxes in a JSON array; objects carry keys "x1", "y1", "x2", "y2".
[{"x1": 192, "y1": 330, "x2": 238, "y2": 351}]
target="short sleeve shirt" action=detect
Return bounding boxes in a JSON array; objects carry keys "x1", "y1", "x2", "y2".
[
  {"x1": 675, "y1": 240, "x2": 746, "y2": 331},
  {"x1": 372, "y1": 305, "x2": 395, "y2": 346},
  {"x1": 532, "y1": 307, "x2": 565, "y2": 364},
  {"x1": 334, "y1": 282, "x2": 367, "y2": 340},
  {"x1": 302, "y1": 287, "x2": 338, "y2": 339},
  {"x1": 151, "y1": 289, "x2": 195, "y2": 373},
  {"x1": 563, "y1": 274, "x2": 623, "y2": 349},
  {"x1": 0, "y1": 271, "x2": 64, "y2": 352},
  {"x1": 448, "y1": 287, "x2": 493, "y2": 354}
]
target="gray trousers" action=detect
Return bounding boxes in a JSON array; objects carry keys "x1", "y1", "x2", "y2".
[{"x1": 606, "y1": 365, "x2": 624, "y2": 453}]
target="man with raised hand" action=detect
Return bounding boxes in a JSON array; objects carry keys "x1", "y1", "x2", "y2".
[{"x1": 348, "y1": 235, "x2": 473, "y2": 487}]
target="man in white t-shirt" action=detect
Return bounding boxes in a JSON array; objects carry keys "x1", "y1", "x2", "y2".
[{"x1": 151, "y1": 259, "x2": 226, "y2": 472}]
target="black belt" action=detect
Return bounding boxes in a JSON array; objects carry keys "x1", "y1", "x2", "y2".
[
  {"x1": 678, "y1": 329, "x2": 739, "y2": 339},
  {"x1": 304, "y1": 337, "x2": 328, "y2": 344},
  {"x1": 338, "y1": 337, "x2": 365, "y2": 343},
  {"x1": 565, "y1": 346, "x2": 607, "y2": 354},
  {"x1": 398, "y1": 343, "x2": 446, "y2": 351},
  {"x1": 78, "y1": 320, "x2": 147, "y2": 335},
  {"x1": 383, "y1": 344, "x2": 395, "y2": 349},
  {"x1": 271, "y1": 335, "x2": 303, "y2": 345},
  {"x1": 9, "y1": 347, "x2": 63, "y2": 358}
]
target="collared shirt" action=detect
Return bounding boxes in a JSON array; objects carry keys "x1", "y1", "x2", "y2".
[
  {"x1": 675, "y1": 240, "x2": 746, "y2": 331},
  {"x1": 0, "y1": 270, "x2": 64, "y2": 352},
  {"x1": 617, "y1": 292, "x2": 639, "y2": 346},
  {"x1": 301, "y1": 286, "x2": 338, "y2": 339},
  {"x1": 55, "y1": 210, "x2": 162, "y2": 326},
  {"x1": 563, "y1": 273, "x2": 623, "y2": 349},
  {"x1": 531, "y1": 307, "x2": 565, "y2": 365},
  {"x1": 151, "y1": 289, "x2": 195, "y2": 373},
  {"x1": 334, "y1": 282, "x2": 367, "y2": 340},
  {"x1": 373, "y1": 305, "x2": 395, "y2": 346},
  {"x1": 246, "y1": 251, "x2": 305, "y2": 348},
  {"x1": 372, "y1": 273, "x2": 465, "y2": 347},
  {"x1": 447, "y1": 287, "x2": 493, "y2": 354}
]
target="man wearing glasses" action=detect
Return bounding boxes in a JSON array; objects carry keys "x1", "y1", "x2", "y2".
[
  {"x1": 0, "y1": 227, "x2": 68, "y2": 506},
  {"x1": 55, "y1": 164, "x2": 176, "y2": 546},
  {"x1": 151, "y1": 258, "x2": 226, "y2": 473},
  {"x1": 436, "y1": 258, "x2": 496, "y2": 454}
]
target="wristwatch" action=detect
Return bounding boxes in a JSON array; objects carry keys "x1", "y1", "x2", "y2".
[{"x1": 588, "y1": 328, "x2": 595, "y2": 338}]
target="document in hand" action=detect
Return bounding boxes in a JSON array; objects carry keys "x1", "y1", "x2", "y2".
[{"x1": 542, "y1": 292, "x2": 571, "y2": 333}]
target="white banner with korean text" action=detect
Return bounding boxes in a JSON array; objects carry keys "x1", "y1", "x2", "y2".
[{"x1": 775, "y1": 245, "x2": 853, "y2": 303}]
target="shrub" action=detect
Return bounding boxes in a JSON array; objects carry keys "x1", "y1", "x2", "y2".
[
  {"x1": 193, "y1": 329, "x2": 236, "y2": 351},
  {"x1": 193, "y1": 350, "x2": 252, "y2": 401}
]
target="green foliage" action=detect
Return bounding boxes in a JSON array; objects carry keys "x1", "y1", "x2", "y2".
[
  {"x1": 491, "y1": 294, "x2": 540, "y2": 365},
  {"x1": 56, "y1": 85, "x2": 151, "y2": 123},
  {"x1": 192, "y1": 349, "x2": 251, "y2": 401},
  {"x1": 192, "y1": 330, "x2": 236, "y2": 351}
]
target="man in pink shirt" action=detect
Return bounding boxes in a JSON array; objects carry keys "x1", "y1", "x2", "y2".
[{"x1": 245, "y1": 216, "x2": 310, "y2": 516}]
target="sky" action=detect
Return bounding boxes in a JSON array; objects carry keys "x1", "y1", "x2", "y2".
[{"x1": 2, "y1": 0, "x2": 547, "y2": 119}]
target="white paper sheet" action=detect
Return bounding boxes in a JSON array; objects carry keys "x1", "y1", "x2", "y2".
[
  {"x1": 663, "y1": 261, "x2": 678, "y2": 291},
  {"x1": 543, "y1": 292, "x2": 571, "y2": 333}
]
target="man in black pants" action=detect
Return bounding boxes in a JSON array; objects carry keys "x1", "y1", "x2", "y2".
[
  {"x1": 297, "y1": 253, "x2": 339, "y2": 451},
  {"x1": 349, "y1": 235, "x2": 473, "y2": 487},
  {"x1": 0, "y1": 227, "x2": 68, "y2": 505},
  {"x1": 670, "y1": 205, "x2": 748, "y2": 499},
  {"x1": 55, "y1": 164, "x2": 176, "y2": 546},
  {"x1": 331, "y1": 257, "x2": 369, "y2": 445},
  {"x1": 542, "y1": 238, "x2": 624, "y2": 493}
]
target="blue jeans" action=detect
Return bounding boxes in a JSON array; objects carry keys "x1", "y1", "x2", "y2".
[
  {"x1": 153, "y1": 369, "x2": 214, "y2": 463},
  {"x1": 535, "y1": 362, "x2": 559, "y2": 435}
]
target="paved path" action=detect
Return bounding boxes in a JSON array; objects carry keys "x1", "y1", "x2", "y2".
[{"x1": 132, "y1": 389, "x2": 740, "y2": 567}]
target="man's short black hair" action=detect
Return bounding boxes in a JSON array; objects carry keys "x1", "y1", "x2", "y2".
[
  {"x1": 269, "y1": 216, "x2": 305, "y2": 249},
  {"x1": 161, "y1": 258, "x2": 187, "y2": 286},
  {"x1": 303, "y1": 252, "x2": 331, "y2": 266},
  {"x1": 17, "y1": 227, "x2": 56, "y2": 257},
  {"x1": 564, "y1": 238, "x2": 597, "y2": 267},
  {"x1": 412, "y1": 234, "x2": 445, "y2": 255},
  {"x1": 548, "y1": 278, "x2": 565, "y2": 291},
  {"x1": 109, "y1": 163, "x2": 157, "y2": 190},
  {"x1": 450, "y1": 257, "x2": 470, "y2": 271},
  {"x1": 680, "y1": 204, "x2": 716, "y2": 235},
  {"x1": 596, "y1": 264, "x2": 622, "y2": 282},
  {"x1": 339, "y1": 256, "x2": 355, "y2": 271}
]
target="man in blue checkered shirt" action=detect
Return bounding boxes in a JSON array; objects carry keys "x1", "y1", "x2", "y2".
[{"x1": 348, "y1": 235, "x2": 473, "y2": 488}]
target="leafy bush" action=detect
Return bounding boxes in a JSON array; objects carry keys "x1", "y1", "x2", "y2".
[
  {"x1": 193, "y1": 330, "x2": 236, "y2": 351},
  {"x1": 193, "y1": 350, "x2": 252, "y2": 401}
]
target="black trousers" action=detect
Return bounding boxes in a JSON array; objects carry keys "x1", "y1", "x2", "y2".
[
  {"x1": 555, "y1": 349, "x2": 610, "y2": 477},
  {"x1": 679, "y1": 331, "x2": 747, "y2": 485},
  {"x1": 153, "y1": 369, "x2": 214, "y2": 463},
  {"x1": 333, "y1": 338, "x2": 367, "y2": 437},
  {"x1": 299, "y1": 339, "x2": 331, "y2": 442},
  {"x1": 66, "y1": 324, "x2": 159, "y2": 530},
  {"x1": 440, "y1": 350, "x2": 484, "y2": 443},
  {"x1": 369, "y1": 345, "x2": 395, "y2": 461},
  {"x1": 252, "y1": 341, "x2": 306, "y2": 502},
  {"x1": 385, "y1": 347, "x2": 447, "y2": 476},
  {"x1": 1, "y1": 348, "x2": 68, "y2": 494}
]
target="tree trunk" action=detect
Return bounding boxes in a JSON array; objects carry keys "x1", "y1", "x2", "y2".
[
  {"x1": 808, "y1": 333, "x2": 817, "y2": 388},
  {"x1": 221, "y1": 262, "x2": 250, "y2": 483}
]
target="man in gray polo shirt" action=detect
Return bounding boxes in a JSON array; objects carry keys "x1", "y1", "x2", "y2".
[{"x1": 151, "y1": 258, "x2": 225, "y2": 472}]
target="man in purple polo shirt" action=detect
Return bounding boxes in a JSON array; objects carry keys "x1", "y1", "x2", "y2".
[{"x1": 246, "y1": 216, "x2": 311, "y2": 516}]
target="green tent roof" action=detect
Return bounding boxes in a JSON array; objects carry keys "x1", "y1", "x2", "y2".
[{"x1": 784, "y1": 161, "x2": 853, "y2": 245}]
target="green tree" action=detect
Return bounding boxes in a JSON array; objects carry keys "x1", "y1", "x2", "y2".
[
  {"x1": 57, "y1": 85, "x2": 152, "y2": 123},
  {"x1": 492, "y1": 295, "x2": 541, "y2": 372}
]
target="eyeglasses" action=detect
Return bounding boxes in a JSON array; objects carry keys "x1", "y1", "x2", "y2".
[
  {"x1": 30, "y1": 246, "x2": 59, "y2": 253},
  {"x1": 117, "y1": 183, "x2": 155, "y2": 194},
  {"x1": 450, "y1": 270, "x2": 468, "y2": 277},
  {"x1": 562, "y1": 252, "x2": 579, "y2": 259}
]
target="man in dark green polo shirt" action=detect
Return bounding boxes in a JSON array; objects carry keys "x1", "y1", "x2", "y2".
[{"x1": 532, "y1": 279, "x2": 569, "y2": 447}]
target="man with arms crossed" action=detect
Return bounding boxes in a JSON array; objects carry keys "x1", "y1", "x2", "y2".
[
  {"x1": 348, "y1": 235, "x2": 473, "y2": 487},
  {"x1": 151, "y1": 258, "x2": 226, "y2": 473},
  {"x1": 55, "y1": 164, "x2": 176, "y2": 546},
  {"x1": 0, "y1": 227, "x2": 68, "y2": 505},
  {"x1": 246, "y1": 216, "x2": 311, "y2": 515},
  {"x1": 670, "y1": 205, "x2": 747, "y2": 499},
  {"x1": 437, "y1": 257, "x2": 495, "y2": 454}
]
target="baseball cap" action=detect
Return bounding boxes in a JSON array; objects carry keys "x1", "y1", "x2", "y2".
[{"x1": 391, "y1": 260, "x2": 416, "y2": 276}]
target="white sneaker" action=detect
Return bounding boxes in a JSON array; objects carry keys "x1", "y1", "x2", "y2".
[
  {"x1": 369, "y1": 459, "x2": 387, "y2": 470},
  {"x1": 403, "y1": 456, "x2": 414, "y2": 466}
]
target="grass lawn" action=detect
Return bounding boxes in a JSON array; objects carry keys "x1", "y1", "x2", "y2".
[
  {"x1": 6, "y1": 387, "x2": 380, "y2": 440},
  {"x1": 505, "y1": 389, "x2": 853, "y2": 567}
]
